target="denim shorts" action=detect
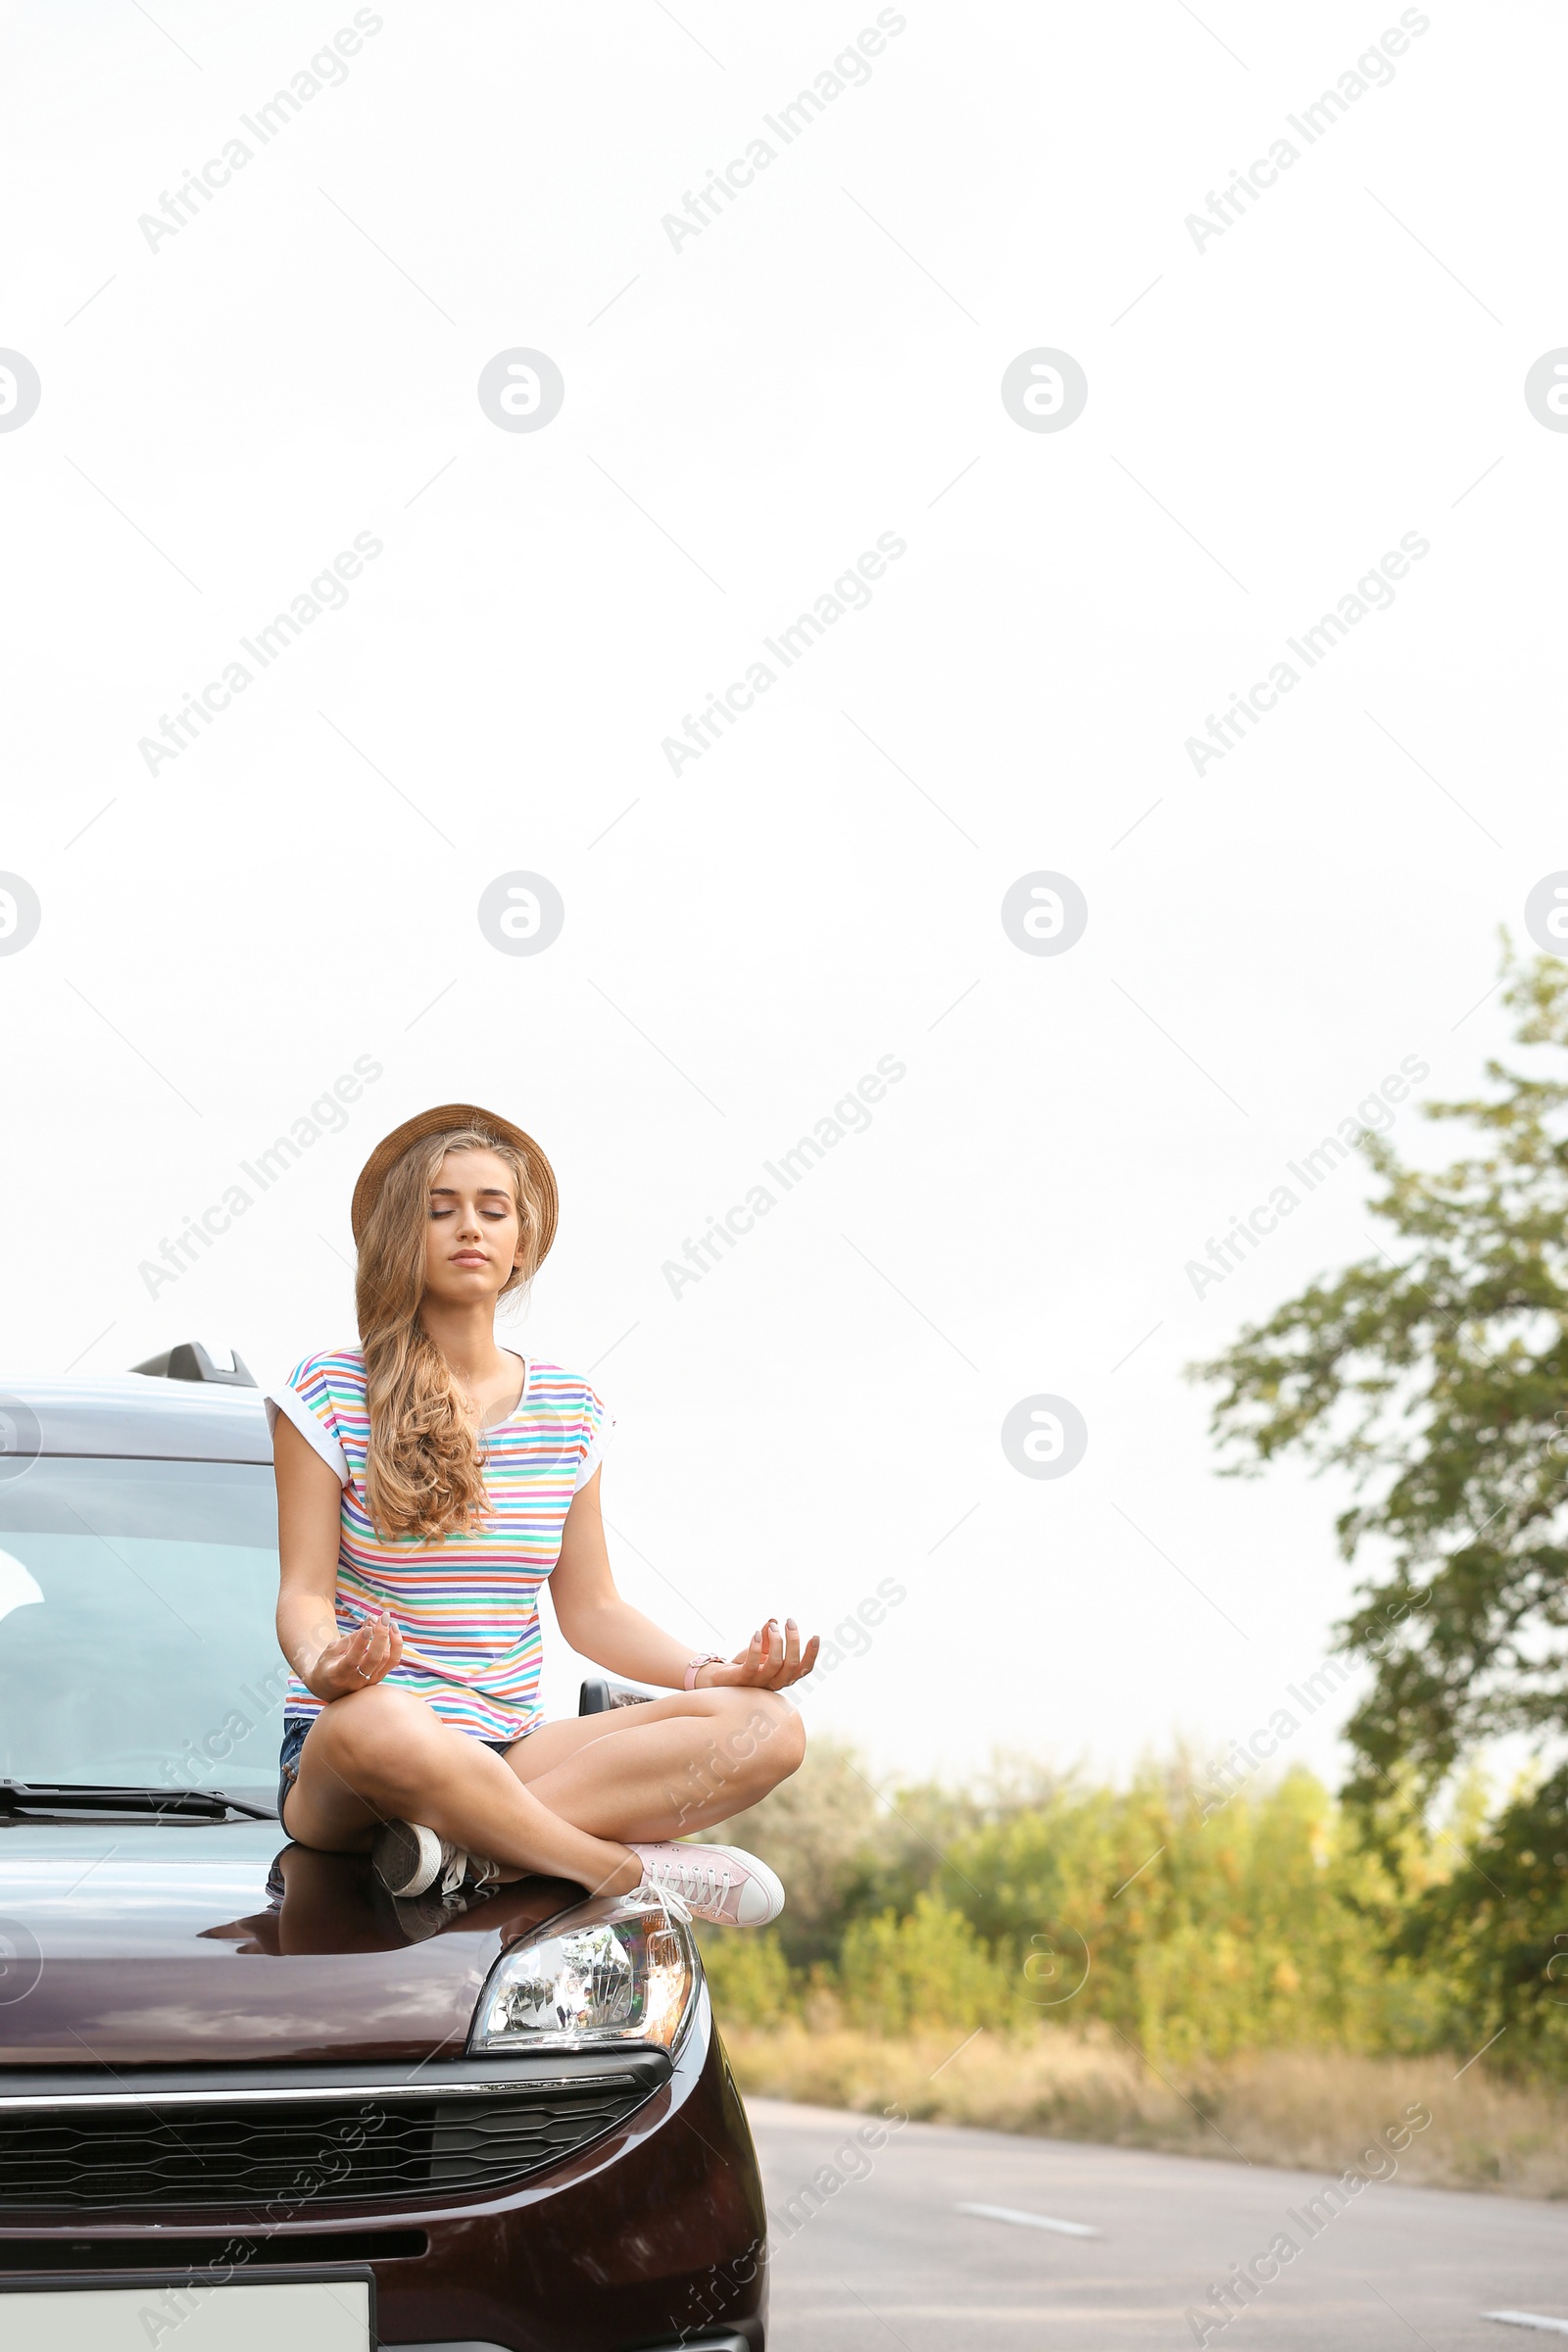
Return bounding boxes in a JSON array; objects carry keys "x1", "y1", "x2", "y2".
[{"x1": 277, "y1": 1712, "x2": 539, "y2": 1831}]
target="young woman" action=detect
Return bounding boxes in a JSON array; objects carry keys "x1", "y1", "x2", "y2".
[{"x1": 269, "y1": 1102, "x2": 816, "y2": 1927}]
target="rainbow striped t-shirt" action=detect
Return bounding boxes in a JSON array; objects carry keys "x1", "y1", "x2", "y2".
[{"x1": 267, "y1": 1348, "x2": 610, "y2": 1740}]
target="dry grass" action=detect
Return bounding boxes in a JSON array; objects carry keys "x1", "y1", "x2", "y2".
[{"x1": 722, "y1": 2024, "x2": 1568, "y2": 2198}]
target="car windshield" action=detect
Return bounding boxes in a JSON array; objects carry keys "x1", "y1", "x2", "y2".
[{"x1": 0, "y1": 1456, "x2": 282, "y2": 1790}]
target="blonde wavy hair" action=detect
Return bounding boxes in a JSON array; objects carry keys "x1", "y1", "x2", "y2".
[{"x1": 356, "y1": 1124, "x2": 552, "y2": 1540}]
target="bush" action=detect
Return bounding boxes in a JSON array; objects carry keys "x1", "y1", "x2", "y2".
[
  {"x1": 698, "y1": 1740, "x2": 1553, "y2": 2076},
  {"x1": 838, "y1": 1892, "x2": 1018, "y2": 2034},
  {"x1": 697, "y1": 1928, "x2": 796, "y2": 2028}
]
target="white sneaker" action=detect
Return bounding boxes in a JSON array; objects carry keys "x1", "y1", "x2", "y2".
[
  {"x1": 629, "y1": 1841, "x2": 785, "y2": 1928},
  {"x1": 372, "y1": 1818, "x2": 500, "y2": 1901}
]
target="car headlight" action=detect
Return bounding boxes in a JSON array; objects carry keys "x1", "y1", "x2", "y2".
[{"x1": 469, "y1": 1893, "x2": 698, "y2": 2053}]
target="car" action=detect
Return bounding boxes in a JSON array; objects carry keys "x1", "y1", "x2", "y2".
[{"x1": 0, "y1": 1352, "x2": 767, "y2": 2352}]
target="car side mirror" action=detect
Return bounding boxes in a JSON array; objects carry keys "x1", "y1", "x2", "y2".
[{"x1": 578, "y1": 1676, "x2": 658, "y2": 1715}]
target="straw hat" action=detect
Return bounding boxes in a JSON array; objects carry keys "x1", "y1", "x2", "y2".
[{"x1": 350, "y1": 1103, "x2": 559, "y2": 1260}]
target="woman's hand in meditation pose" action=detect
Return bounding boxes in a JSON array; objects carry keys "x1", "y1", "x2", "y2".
[
  {"x1": 307, "y1": 1609, "x2": 405, "y2": 1700},
  {"x1": 699, "y1": 1618, "x2": 819, "y2": 1690}
]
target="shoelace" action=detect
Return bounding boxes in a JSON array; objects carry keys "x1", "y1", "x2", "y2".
[
  {"x1": 646, "y1": 1856, "x2": 734, "y2": 1918},
  {"x1": 437, "y1": 1844, "x2": 500, "y2": 1899}
]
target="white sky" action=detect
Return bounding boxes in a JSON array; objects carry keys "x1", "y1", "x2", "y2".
[{"x1": 1, "y1": 0, "x2": 1562, "y2": 1792}]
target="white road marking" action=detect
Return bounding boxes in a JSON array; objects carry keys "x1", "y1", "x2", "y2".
[
  {"x1": 1485, "y1": 2318, "x2": 1568, "y2": 2336},
  {"x1": 956, "y1": 2201, "x2": 1100, "y2": 2239}
]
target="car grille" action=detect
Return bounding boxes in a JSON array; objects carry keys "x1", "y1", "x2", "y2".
[{"x1": 0, "y1": 2082, "x2": 654, "y2": 2212}]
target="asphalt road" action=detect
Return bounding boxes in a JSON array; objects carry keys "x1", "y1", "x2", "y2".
[{"x1": 746, "y1": 2097, "x2": 1568, "y2": 2351}]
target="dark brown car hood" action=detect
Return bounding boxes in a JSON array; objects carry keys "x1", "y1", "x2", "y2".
[{"x1": 0, "y1": 1820, "x2": 584, "y2": 2066}]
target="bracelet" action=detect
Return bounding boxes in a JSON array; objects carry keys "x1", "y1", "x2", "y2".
[{"x1": 684, "y1": 1653, "x2": 723, "y2": 1690}]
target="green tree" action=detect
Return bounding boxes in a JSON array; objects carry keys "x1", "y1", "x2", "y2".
[{"x1": 1191, "y1": 951, "x2": 1568, "y2": 2056}]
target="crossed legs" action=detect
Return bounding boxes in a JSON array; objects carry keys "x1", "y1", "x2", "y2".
[{"x1": 282, "y1": 1684, "x2": 807, "y2": 1897}]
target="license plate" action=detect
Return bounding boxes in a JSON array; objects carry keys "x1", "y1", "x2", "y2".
[{"x1": 0, "y1": 2272, "x2": 373, "y2": 2350}]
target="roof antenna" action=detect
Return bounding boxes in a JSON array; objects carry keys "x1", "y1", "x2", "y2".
[{"x1": 129, "y1": 1342, "x2": 257, "y2": 1389}]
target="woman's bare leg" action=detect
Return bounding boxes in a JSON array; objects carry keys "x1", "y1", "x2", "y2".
[
  {"x1": 282, "y1": 1687, "x2": 642, "y2": 1895},
  {"x1": 280, "y1": 1685, "x2": 807, "y2": 1894},
  {"x1": 503, "y1": 1687, "x2": 807, "y2": 1840}
]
